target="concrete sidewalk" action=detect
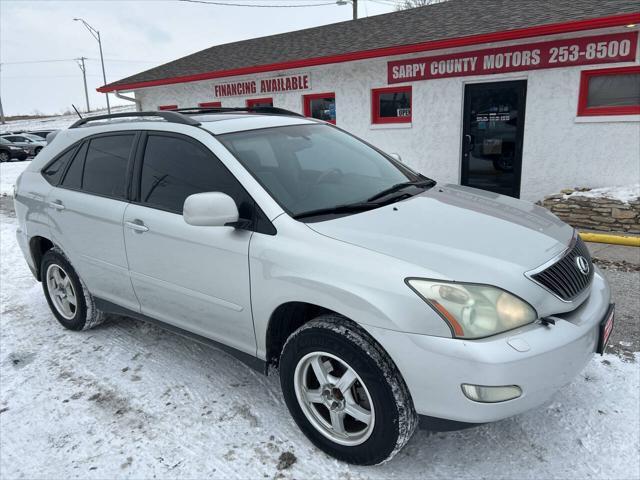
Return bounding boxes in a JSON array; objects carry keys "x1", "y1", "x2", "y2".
[{"x1": 587, "y1": 242, "x2": 640, "y2": 266}]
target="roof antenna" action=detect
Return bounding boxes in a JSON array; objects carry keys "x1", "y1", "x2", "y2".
[{"x1": 71, "y1": 104, "x2": 83, "y2": 119}]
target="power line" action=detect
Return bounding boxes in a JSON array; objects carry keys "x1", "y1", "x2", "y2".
[
  {"x1": 1, "y1": 58, "x2": 160, "y2": 66},
  {"x1": 1, "y1": 59, "x2": 76, "y2": 65},
  {"x1": 178, "y1": 0, "x2": 337, "y2": 7}
]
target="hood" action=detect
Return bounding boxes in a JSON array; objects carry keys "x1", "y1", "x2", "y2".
[{"x1": 307, "y1": 184, "x2": 574, "y2": 282}]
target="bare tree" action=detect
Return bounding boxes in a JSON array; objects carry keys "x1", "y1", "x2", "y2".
[{"x1": 395, "y1": 0, "x2": 449, "y2": 11}]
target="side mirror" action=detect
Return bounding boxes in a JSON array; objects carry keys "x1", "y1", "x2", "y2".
[
  {"x1": 389, "y1": 153, "x2": 402, "y2": 162},
  {"x1": 183, "y1": 192, "x2": 239, "y2": 227}
]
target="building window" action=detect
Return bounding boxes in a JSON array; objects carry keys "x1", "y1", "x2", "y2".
[
  {"x1": 372, "y1": 86, "x2": 412, "y2": 124},
  {"x1": 578, "y1": 66, "x2": 640, "y2": 116},
  {"x1": 198, "y1": 101, "x2": 222, "y2": 108},
  {"x1": 303, "y1": 93, "x2": 336, "y2": 124},
  {"x1": 158, "y1": 104, "x2": 178, "y2": 111},
  {"x1": 247, "y1": 98, "x2": 273, "y2": 108}
]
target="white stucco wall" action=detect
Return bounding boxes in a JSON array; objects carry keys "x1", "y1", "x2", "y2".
[{"x1": 130, "y1": 28, "x2": 640, "y2": 202}]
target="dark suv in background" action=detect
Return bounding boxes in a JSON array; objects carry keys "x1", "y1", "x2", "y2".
[{"x1": 0, "y1": 137, "x2": 29, "y2": 162}]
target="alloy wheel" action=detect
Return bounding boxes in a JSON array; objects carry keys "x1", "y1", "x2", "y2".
[
  {"x1": 294, "y1": 351, "x2": 375, "y2": 446},
  {"x1": 46, "y1": 264, "x2": 77, "y2": 320}
]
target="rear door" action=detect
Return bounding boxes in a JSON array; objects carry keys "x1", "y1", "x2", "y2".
[
  {"x1": 122, "y1": 132, "x2": 256, "y2": 355},
  {"x1": 46, "y1": 133, "x2": 140, "y2": 311}
]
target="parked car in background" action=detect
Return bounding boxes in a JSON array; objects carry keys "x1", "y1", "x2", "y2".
[
  {"x1": 0, "y1": 137, "x2": 29, "y2": 162},
  {"x1": 13, "y1": 109, "x2": 613, "y2": 465},
  {"x1": 1, "y1": 133, "x2": 47, "y2": 156},
  {"x1": 27, "y1": 130, "x2": 59, "y2": 140}
]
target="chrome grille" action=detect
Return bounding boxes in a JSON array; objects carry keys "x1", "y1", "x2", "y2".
[{"x1": 530, "y1": 236, "x2": 594, "y2": 301}]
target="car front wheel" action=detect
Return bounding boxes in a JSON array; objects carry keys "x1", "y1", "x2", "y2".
[
  {"x1": 0, "y1": 151, "x2": 9, "y2": 162},
  {"x1": 280, "y1": 315, "x2": 418, "y2": 465}
]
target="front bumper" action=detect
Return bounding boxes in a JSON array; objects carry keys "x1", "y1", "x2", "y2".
[{"x1": 364, "y1": 268, "x2": 611, "y2": 424}]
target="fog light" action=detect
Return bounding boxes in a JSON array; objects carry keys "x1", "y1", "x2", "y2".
[{"x1": 461, "y1": 384, "x2": 522, "y2": 403}]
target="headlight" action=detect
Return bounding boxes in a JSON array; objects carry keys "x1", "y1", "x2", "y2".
[{"x1": 406, "y1": 278, "x2": 537, "y2": 339}]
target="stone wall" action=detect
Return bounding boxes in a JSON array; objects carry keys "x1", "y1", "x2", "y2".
[{"x1": 538, "y1": 189, "x2": 640, "y2": 234}]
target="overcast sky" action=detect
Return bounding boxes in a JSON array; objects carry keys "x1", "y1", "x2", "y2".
[{"x1": 0, "y1": 0, "x2": 397, "y2": 116}]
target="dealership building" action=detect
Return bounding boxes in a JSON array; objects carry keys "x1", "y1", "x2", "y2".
[{"x1": 99, "y1": 0, "x2": 640, "y2": 202}]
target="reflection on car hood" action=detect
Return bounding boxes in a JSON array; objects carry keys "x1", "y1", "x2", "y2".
[{"x1": 307, "y1": 184, "x2": 574, "y2": 281}]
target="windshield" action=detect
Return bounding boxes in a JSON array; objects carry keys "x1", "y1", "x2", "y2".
[{"x1": 219, "y1": 124, "x2": 424, "y2": 218}]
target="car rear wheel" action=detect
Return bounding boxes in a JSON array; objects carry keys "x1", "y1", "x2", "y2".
[
  {"x1": 0, "y1": 151, "x2": 9, "y2": 162},
  {"x1": 41, "y1": 248, "x2": 106, "y2": 331},
  {"x1": 280, "y1": 315, "x2": 418, "y2": 465}
]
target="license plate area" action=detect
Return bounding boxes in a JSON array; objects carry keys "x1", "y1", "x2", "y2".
[{"x1": 597, "y1": 304, "x2": 615, "y2": 355}]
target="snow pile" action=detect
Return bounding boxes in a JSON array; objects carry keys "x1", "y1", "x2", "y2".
[
  {"x1": 566, "y1": 184, "x2": 640, "y2": 204},
  {"x1": 0, "y1": 161, "x2": 30, "y2": 196}
]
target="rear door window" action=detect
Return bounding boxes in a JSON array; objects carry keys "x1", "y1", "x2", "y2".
[{"x1": 82, "y1": 135, "x2": 134, "y2": 199}]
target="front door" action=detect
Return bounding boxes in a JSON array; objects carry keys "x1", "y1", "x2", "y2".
[
  {"x1": 461, "y1": 80, "x2": 527, "y2": 198},
  {"x1": 123, "y1": 132, "x2": 256, "y2": 355}
]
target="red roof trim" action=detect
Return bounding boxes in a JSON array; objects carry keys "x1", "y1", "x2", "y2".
[{"x1": 98, "y1": 12, "x2": 640, "y2": 93}]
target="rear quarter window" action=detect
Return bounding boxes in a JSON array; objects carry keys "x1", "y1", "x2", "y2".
[
  {"x1": 61, "y1": 142, "x2": 88, "y2": 190},
  {"x1": 42, "y1": 146, "x2": 78, "y2": 185}
]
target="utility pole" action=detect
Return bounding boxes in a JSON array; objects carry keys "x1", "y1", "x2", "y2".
[
  {"x1": 336, "y1": 0, "x2": 357, "y2": 20},
  {"x1": 74, "y1": 18, "x2": 110, "y2": 114},
  {"x1": 75, "y1": 57, "x2": 91, "y2": 113},
  {"x1": 0, "y1": 63, "x2": 5, "y2": 125}
]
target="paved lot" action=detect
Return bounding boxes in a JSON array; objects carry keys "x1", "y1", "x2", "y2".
[{"x1": 1, "y1": 196, "x2": 638, "y2": 479}]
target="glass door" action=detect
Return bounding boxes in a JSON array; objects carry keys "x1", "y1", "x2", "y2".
[{"x1": 461, "y1": 80, "x2": 527, "y2": 198}]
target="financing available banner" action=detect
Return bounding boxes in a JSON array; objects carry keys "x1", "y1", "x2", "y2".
[
  {"x1": 388, "y1": 31, "x2": 638, "y2": 84},
  {"x1": 214, "y1": 73, "x2": 311, "y2": 98}
]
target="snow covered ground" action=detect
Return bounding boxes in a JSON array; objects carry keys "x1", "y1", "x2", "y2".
[
  {"x1": 0, "y1": 118, "x2": 638, "y2": 478},
  {"x1": 0, "y1": 105, "x2": 135, "y2": 135},
  {"x1": 1, "y1": 199, "x2": 639, "y2": 479},
  {"x1": 0, "y1": 161, "x2": 30, "y2": 196}
]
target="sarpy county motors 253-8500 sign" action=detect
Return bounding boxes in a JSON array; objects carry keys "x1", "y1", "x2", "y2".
[{"x1": 388, "y1": 31, "x2": 638, "y2": 83}]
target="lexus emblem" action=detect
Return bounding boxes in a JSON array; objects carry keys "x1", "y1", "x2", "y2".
[{"x1": 575, "y1": 256, "x2": 590, "y2": 275}]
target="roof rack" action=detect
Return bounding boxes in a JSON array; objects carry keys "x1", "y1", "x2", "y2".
[
  {"x1": 174, "y1": 106, "x2": 304, "y2": 117},
  {"x1": 69, "y1": 111, "x2": 201, "y2": 129}
]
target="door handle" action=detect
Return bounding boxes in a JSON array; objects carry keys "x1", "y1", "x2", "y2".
[
  {"x1": 48, "y1": 200, "x2": 65, "y2": 210},
  {"x1": 125, "y1": 220, "x2": 149, "y2": 233}
]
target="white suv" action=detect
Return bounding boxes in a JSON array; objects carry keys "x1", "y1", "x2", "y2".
[{"x1": 14, "y1": 108, "x2": 613, "y2": 465}]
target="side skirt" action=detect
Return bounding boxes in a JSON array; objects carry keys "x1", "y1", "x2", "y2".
[{"x1": 94, "y1": 297, "x2": 267, "y2": 374}]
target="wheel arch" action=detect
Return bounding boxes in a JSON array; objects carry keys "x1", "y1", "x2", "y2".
[
  {"x1": 265, "y1": 301, "x2": 337, "y2": 368},
  {"x1": 29, "y1": 235, "x2": 55, "y2": 281},
  {"x1": 263, "y1": 299, "x2": 399, "y2": 372}
]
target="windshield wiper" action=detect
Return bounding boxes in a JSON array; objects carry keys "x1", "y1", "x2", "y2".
[
  {"x1": 366, "y1": 179, "x2": 436, "y2": 202},
  {"x1": 293, "y1": 201, "x2": 381, "y2": 220}
]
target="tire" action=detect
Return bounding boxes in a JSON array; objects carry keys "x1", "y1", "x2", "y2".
[
  {"x1": 280, "y1": 315, "x2": 418, "y2": 465},
  {"x1": 0, "y1": 151, "x2": 9, "y2": 162},
  {"x1": 41, "y1": 247, "x2": 106, "y2": 331}
]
